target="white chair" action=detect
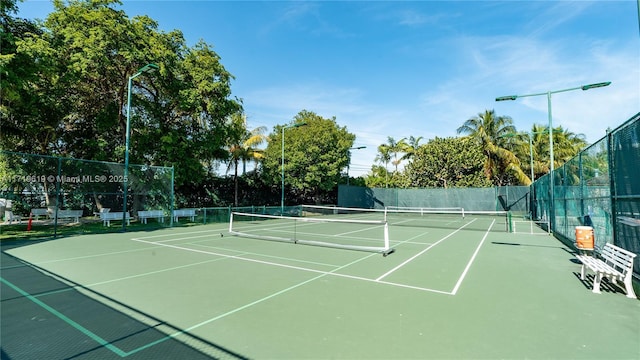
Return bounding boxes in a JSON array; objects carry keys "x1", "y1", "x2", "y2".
[{"x1": 4, "y1": 211, "x2": 22, "y2": 224}]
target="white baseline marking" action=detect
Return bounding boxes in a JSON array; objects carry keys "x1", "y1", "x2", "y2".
[
  {"x1": 450, "y1": 220, "x2": 495, "y2": 295},
  {"x1": 375, "y1": 218, "x2": 478, "y2": 281}
]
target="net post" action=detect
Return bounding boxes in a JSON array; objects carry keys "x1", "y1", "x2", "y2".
[
  {"x1": 507, "y1": 212, "x2": 513, "y2": 232},
  {"x1": 293, "y1": 218, "x2": 297, "y2": 243},
  {"x1": 229, "y1": 212, "x2": 234, "y2": 233},
  {"x1": 384, "y1": 221, "x2": 389, "y2": 250},
  {"x1": 461, "y1": 208, "x2": 465, "y2": 218}
]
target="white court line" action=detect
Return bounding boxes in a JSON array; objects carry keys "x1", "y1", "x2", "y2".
[
  {"x1": 335, "y1": 224, "x2": 385, "y2": 237},
  {"x1": 242, "y1": 227, "x2": 379, "y2": 242},
  {"x1": 450, "y1": 220, "x2": 495, "y2": 295},
  {"x1": 375, "y1": 218, "x2": 478, "y2": 281},
  {"x1": 1, "y1": 228, "x2": 227, "y2": 268},
  {"x1": 189, "y1": 241, "x2": 341, "y2": 268},
  {"x1": 134, "y1": 227, "x2": 228, "y2": 239},
  {"x1": 130, "y1": 237, "x2": 450, "y2": 294},
  {"x1": 123, "y1": 251, "x2": 380, "y2": 356},
  {"x1": 13, "y1": 245, "x2": 164, "y2": 265},
  {"x1": 85, "y1": 256, "x2": 240, "y2": 287},
  {"x1": 152, "y1": 233, "x2": 224, "y2": 244}
]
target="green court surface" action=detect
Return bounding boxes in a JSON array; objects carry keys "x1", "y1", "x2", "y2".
[{"x1": 1, "y1": 216, "x2": 639, "y2": 359}]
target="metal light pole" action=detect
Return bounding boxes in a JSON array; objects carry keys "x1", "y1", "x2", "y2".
[
  {"x1": 496, "y1": 81, "x2": 611, "y2": 231},
  {"x1": 347, "y1": 146, "x2": 366, "y2": 186},
  {"x1": 525, "y1": 129, "x2": 552, "y2": 184},
  {"x1": 281, "y1": 122, "x2": 307, "y2": 213},
  {"x1": 123, "y1": 63, "x2": 158, "y2": 230},
  {"x1": 528, "y1": 133, "x2": 534, "y2": 184}
]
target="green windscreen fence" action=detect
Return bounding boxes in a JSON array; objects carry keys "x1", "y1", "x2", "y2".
[
  {"x1": 0, "y1": 151, "x2": 174, "y2": 238},
  {"x1": 610, "y1": 113, "x2": 640, "y2": 276},
  {"x1": 532, "y1": 112, "x2": 640, "y2": 277},
  {"x1": 339, "y1": 113, "x2": 639, "y2": 278},
  {"x1": 338, "y1": 186, "x2": 531, "y2": 215}
]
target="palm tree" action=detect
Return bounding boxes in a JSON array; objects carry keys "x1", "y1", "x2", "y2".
[
  {"x1": 227, "y1": 113, "x2": 267, "y2": 206},
  {"x1": 552, "y1": 126, "x2": 588, "y2": 167},
  {"x1": 400, "y1": 135, "x2": 423, "y2": 162},
  {"x1": 515, "y1": 124, "x2": 588, "y2": 183},
  {"x1": 378, "y1": 136, "x2": 408, "y2": 173},
  {"x1": 457, "y1": 110, "x2": 529, "y2": 185},
  {"x1": 390, "y1": 137, "x2": 407, "y2": 173},
  {"x1": 529, "y1": 125, "x2": 552, "y2": 180},
  {"x1": 375, "y1": 141, "x2": 392, "y2": 188}
]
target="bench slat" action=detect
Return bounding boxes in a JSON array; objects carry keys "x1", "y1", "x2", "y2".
[
  {"x1": 576, "y1": 243, "x2": 636, "y2": 298},
  {"x1": 138, "y1": 210, "x2": 165, "y2": 224}
]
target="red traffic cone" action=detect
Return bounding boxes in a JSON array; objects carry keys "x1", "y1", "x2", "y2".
[{"x1": 27, "y1": 214, "x2": 33, "y2": 231}]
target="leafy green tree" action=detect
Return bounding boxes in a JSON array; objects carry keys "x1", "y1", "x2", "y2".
[
  {"x1": 457, "y1": 110, "x2": 529, "y2": 185},
  {"x1": 8, "y1": 0, "x2": 241, "y2": 194},
  {"x1": 140, "y1": 39, "x2": 242, "y2": 189},
  {"x1": 1, "y1": 0, "x2": 66, "y2": 154},
  {"x1": 261, "y1": 110, "x2": 355, "y2": 204},
  {"x1": 363, "y1": 165, "x2": 389, "y2": 188},
  {"x1": 405, "y1": 137, "x2": 492, "y2": 188}
]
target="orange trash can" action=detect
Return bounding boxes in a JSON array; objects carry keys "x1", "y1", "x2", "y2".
[{"x1": 575, "y1": 226, "x2": 594, "y2": 250}]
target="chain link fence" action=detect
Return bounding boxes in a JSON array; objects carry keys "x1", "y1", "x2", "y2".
[
  {"x1": 532, "y1": 112, "x2": 640, "y2": 277},
  {"x1": 1, "y1": 151, "x2": 174, "y2": 238}
]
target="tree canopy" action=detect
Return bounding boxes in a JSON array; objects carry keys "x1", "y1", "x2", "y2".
[
  {"x1": 2, "y1": 0, "x2": 241, "y2": 190},
  {"x1": 1, "y1": 0, "x2": 591, "y2": 208},
  {"x1": 261, "y1": 110, "x2": 355, "y2": 204},
  {"x1": 405, "y1": 137, "x2": 492, "y2": 188}
]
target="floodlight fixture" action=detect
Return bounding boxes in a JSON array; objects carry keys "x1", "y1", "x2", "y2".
[{"x1": 495, "y1": 81, "x2": 611, "y2": 232}]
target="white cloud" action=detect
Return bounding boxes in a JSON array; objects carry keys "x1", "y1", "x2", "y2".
[{"x1": 418, "y1": 32, "x2": 639, "y2": 144}]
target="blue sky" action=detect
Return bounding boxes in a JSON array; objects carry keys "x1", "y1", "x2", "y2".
[{"x1": 18, "y1": 1, "x2": 640, "y2": 176}]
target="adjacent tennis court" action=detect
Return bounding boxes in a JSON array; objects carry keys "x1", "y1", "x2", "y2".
[{"x1": 2, "y1": 210, "x2": 639, "y2": 359}]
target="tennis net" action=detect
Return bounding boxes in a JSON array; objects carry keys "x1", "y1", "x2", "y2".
[
  {"x1": 300, "y1": 204, "x2": 387, "y2": 221},
  {"x1": 385, "y1": 205, "x2": 464, "y2": 213},
  {"x1": 229, "y1": 211, "x2": 394, "y2": 255},
  {"x1": 384, "y1": 207, "x2": 512, "y2": 232},
  {"x1": 300, "y1": 205, "x2": 511, "y2": 232}
]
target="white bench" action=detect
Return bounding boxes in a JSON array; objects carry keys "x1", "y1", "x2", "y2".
[
  {"x1": 172, "y1": 208, "x2": 196, "y2": 222},
  {"x1": 618, "y1": 216, "x2": 640, "y2": 227},
  {"x1": 4, "y1": 211, "x2": 22, "y2": 224},
  {"x1": 138, "y1": 210, "x2": 165, "y2": 224},
  {"x1": 93, "y1": 208, "x2": 110, "y2": 218},
  {"x1": 47, "y1": 207, "x2": 59, "y2": 219},
  {"x1": 52, "y1": 209, "x2": 83, "y2": 223},
  {"x1": 100, "y1": 211, "x2": 131, "y2": 227},
  {"x1": 576, "y1": 243, "x2": 637, "y2": 298},
  {"x1": 30, "y1": 208, "x2": 49, "y2": 220}
]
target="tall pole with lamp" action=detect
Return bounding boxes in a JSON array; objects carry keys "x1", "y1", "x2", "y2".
[
  {"x1": 496, "y1": 81, "x2": 611, "y2": 231},
  {"x1": 123, "y1": 63, "x2": 159, "y2": 230},
  {"x1": 346, "y1": 146, "x2": 366, "y2": 186}
]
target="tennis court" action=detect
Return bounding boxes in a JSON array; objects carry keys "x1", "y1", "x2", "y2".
[{"x1": 2, "y1": 209, "x2": 639, "y2": 359}]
